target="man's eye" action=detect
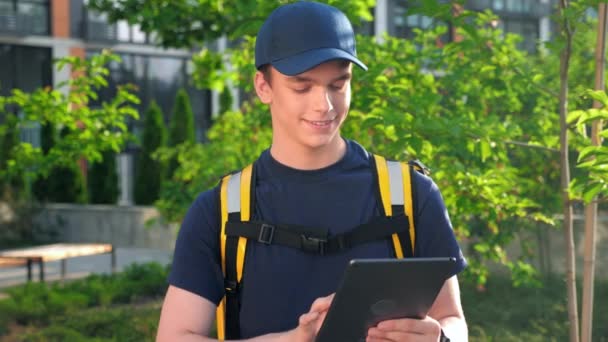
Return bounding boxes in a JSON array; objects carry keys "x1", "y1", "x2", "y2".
[
  {"x1": 331, "y1": 83, "x2": 346, "y2": 90},
  {"x1": 293, "y1": 88, "x2": 310, "y2": 93}
]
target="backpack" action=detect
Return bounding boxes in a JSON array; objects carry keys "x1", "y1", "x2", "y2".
[{"x1": 214, "y1": 154, "x2": 429, "y2": 340}]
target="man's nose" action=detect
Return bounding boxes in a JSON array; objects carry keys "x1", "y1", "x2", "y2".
[{"x1": 313, "y1": 88, "x2": 333, "y2": 113}]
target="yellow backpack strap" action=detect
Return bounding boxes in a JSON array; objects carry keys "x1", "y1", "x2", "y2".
[
  {"x1": 216, "y1": 164, "x2": 253, "y2": 340},
  {"x1": 372, "y1": 155, "x2": 415, "y2": 258}
]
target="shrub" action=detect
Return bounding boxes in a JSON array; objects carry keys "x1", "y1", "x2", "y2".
[
  {"x1": 51, "y1": 305, "x2": 160, "y2": 341},
  {"x1": 166, "y1": 89, "x2": 195, "y2": 180},
  {"x1": 111, "y1": 262, "x2": 169, "y2": 303},
  {"x1": 134, "y1": 101, "x2": 167, "y2": 205},
  {"x1": 219, "y1": 87, "x2": 233, "y2": 114},
  {"x1": 88, "y1": 150, "x2": 119, "y2": 204},
  {"x1": 0, "y1": 113, "x2": 24, "y2": 198},
  {"x1": 33, "y1": 126, "x2": 87, "y2": 204},
  {"x1": 20, "y1": 325, "x2": 90, "y2": 342}
]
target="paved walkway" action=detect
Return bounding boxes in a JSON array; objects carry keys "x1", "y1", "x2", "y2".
[{"x1": 0, "y1": 247, "x2": 173, "y2": 290}]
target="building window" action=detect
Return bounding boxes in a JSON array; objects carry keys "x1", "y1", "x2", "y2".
[
  {"x1": 0, "y1": 0, "x2": 49, "y2": 35},
  {"x1": 86, "y1": 51, "x2": 212, "y2": 144},
  {"x1": 0, "y1": 44, "x2": 51, "y2": 141},
  {"x1": 498, "y1": 17, "x2": 539, "y2": 52},
  {"x1": 0, "y1": 44, "x2": 52, "y2": 96}
]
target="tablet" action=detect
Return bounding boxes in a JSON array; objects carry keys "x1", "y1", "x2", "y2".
[{"x1": 315, "y1": 257, "x2": 458, "y2": 342}]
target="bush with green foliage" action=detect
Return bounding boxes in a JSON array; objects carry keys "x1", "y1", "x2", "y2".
[
  {"x1": 32, "y1": 124, "x2": 88, "y2": 204},
  {"x1": 219, "y1": 88, "x2": 234, "y2": 114},
  {"x1": 134, "y1": 101, "x2": 167, "y2": 205},
  {"x1": 0, "y1": 275, "x2": 168, "y2": 340},
  {"x1": 0, "y1": 113, "x2": 23, "y2": 198},
  {"x1": 166, "y1": 89, "x2": 195, "y2": 180},
  {"x1": 0, "y1": 263, "x2": 168, "y2": 325},
  {"x1": 34, "y1": 163, "x2": 87, "y2": 204},
  {"x1": 32, "y1": 122, "x2": 56, "y2": 202},
  {"x1": 88, "y1": 150, "x2": 119, "y2": 204}
]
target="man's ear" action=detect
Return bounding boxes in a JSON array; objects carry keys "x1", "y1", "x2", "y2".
[{"x1": 254, "y1": 71, "x2": 272, "y2": 104}]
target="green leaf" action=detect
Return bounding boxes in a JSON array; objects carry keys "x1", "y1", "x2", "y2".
[
  {"x1": 480, "y1": 140, "x2": 492, "y2": 162},
  {"x1": 578, "y1": 146, "x2": 599, "y2": 162},
  {"x1": 567, "y1": 109, "x2": 585, "y2": 125},
  {"x1": 586, "y1": 90, "x2": 608, "y2": 107},
  {"x1": 583, "y1": 182, "x2": 605, "y2": 203}
]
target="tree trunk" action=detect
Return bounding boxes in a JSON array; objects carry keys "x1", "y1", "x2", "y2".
[
  {"x1": 558, "y1": 1, "x2": 579, "y2": 342},
  {"x1": 581, "y1": 3, "x2": 607, "y2": 342}
]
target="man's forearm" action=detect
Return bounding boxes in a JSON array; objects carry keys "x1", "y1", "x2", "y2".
[{"x1": 439, "y1": 316, "x2": 468, "y2": 342}]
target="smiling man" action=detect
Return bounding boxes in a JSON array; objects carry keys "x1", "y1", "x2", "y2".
[{"x1": 157, "y1": 2, "x2": 468, "y2": 342}]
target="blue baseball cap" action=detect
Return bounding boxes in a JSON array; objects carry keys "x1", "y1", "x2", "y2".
[{"x1": 255, "y1": 1, "x2": 368, "y2": 76}]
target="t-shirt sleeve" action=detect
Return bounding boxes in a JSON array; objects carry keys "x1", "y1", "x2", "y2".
[
  {"x1": 167, "y1": 186, "x2": 225, "y2": 305},
  {"x1": 413, "y1": 172, "x2": 467, "y2": 275}
]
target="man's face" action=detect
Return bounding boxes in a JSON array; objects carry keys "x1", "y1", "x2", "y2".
[{"x1": 254, "y1": 60, "x2": 352, "y2": 153}]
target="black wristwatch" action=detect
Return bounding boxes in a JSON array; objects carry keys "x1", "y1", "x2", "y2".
[{"x1": 440, "y1": 329, "x2": 451, "y2": 342}]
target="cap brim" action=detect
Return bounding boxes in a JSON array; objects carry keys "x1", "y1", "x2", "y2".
[{"x1": 271, "y1": 48, "x2": 368, "y2": 76}]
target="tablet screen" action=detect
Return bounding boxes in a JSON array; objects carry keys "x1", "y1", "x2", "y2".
[{"x1": 315, "y1": 257, "x2": 458, "y2": 342}]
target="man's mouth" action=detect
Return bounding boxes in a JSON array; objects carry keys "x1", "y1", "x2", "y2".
[{"x1": 305, "y1": 118, "x2": 335, "y2": 127}]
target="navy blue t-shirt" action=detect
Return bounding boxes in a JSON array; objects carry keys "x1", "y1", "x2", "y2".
[{"x1": 168, "y1": 140, "x2": 466, "y2": 338}]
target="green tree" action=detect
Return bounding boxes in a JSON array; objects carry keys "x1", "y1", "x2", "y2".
[
  {"x1": 166, "y1": 89, "x2": 195, "y2": 180},
  {"x1": 134, "y1": 101, "x2": 167, "y2": 205},
  {"x1": 32, "y1": 122, "x2": 56, "y2": 202},
  {"x1": 0, "y1": 49, "x2": 140, "y2": 190},
  {"x1": 219, "y1": 88, "x2": 234, "y2": 115},
  {"x1": 88, "y1": 151, "x2": 119, "y2": 204},
  {"x1": 45, "y1": 163, "x2": 87, "y2": 204}
]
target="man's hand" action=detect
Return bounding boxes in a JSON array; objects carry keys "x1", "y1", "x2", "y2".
[
  {"x1": 366, "y1": 316, "x2": 442, "y2": 342},
  {"x1": 284, "y1": 293, "x2": 334, "y2": 342}
]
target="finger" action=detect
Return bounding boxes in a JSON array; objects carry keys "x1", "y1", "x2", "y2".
[
  {"x1": 377, "y1": 317, "x2": 440, "y2": 335},
  {"x1": 309, "y1": 293, "x2": 335, "y2": 312},
  {"x1": 298, "y1": 311, "x2": 319, "y2": 326},
  {"x1": 366, "y1": 337, "x2": 392, "y2": 342},
  {"x1": 368, "y1": 328, "x2": 426, "y2": 342},
  {"x1": 314, "y1": 309, "x2": 329, "y2": 332}
]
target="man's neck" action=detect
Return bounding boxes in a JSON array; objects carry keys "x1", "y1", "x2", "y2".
[{"x1": 269, "y1": 137, "x2": 347, "y2": 171}]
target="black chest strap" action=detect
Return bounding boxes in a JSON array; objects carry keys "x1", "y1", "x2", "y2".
[{"x1": 225, "y1": 214, "x2": 410, "y2": 256}]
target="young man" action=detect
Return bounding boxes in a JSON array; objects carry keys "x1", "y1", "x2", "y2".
[{"x1": 157, "y1": 1, "x2": 467, "y2": 341}]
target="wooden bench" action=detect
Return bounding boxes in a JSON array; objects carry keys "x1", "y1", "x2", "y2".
[{"x1": 0, "y1": 243, "x2": 115, "y2": 282}]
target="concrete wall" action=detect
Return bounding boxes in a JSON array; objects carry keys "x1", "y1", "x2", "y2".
[{"x1": 34, "y1": 204, "x2": 179, "y2": 251}]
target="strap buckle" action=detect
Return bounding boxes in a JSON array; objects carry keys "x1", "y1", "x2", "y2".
[
  {"x1": 300, "y1": 235, "x2": 327, "y2": 255},
  {"x1": 258, "y1": 224, "x2": 275, "y2": 244},
  {"x1": 224, "y1": 280, "x2": 239, "y2": 296}
]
